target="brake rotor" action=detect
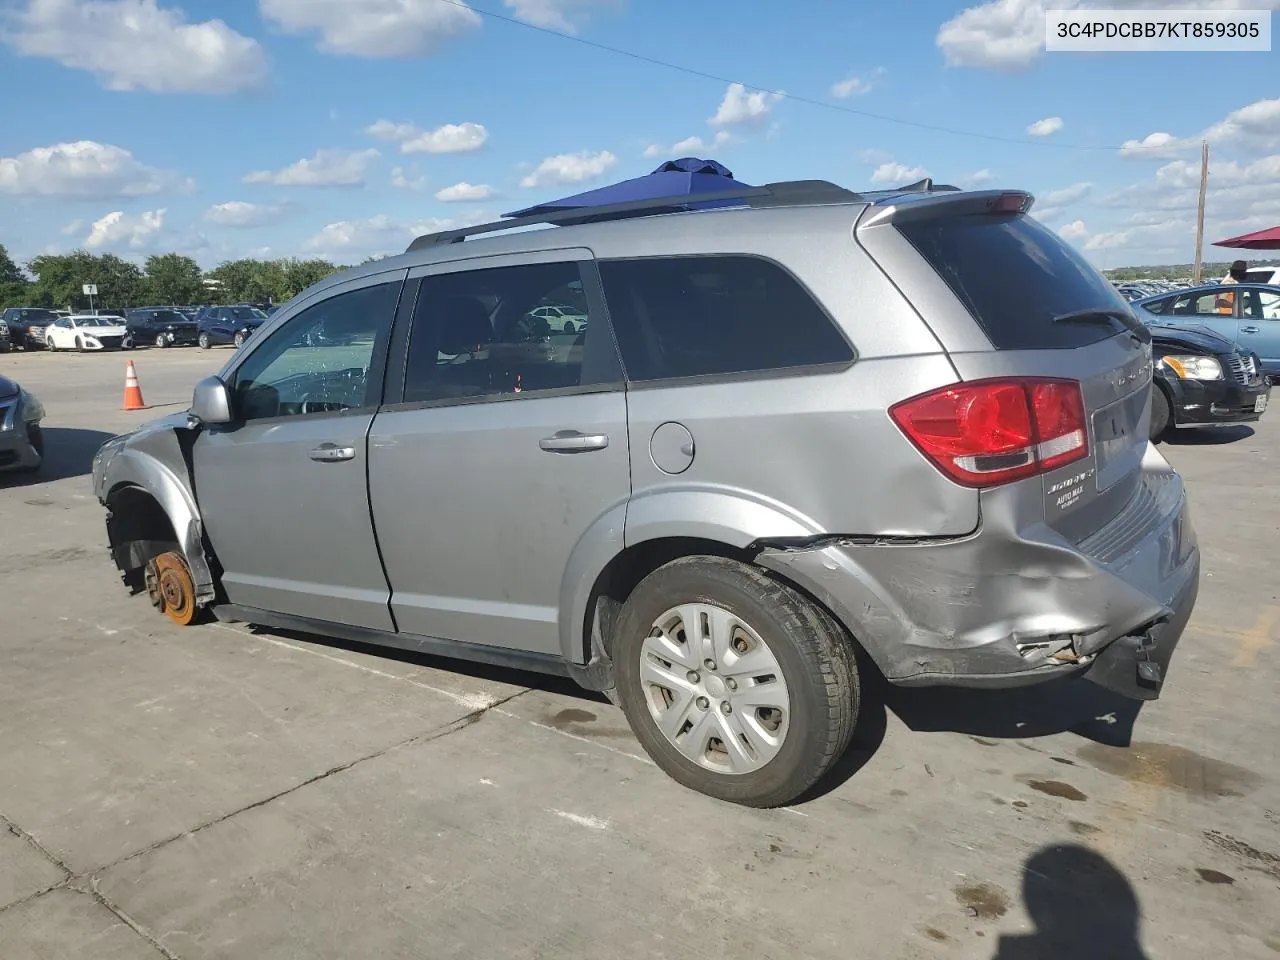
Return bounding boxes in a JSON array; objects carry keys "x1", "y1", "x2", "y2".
[{"x1": 145, "y1": 551, "x2": 198, "y2": 626}]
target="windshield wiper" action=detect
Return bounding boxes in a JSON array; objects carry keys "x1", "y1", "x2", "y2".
[{"x1": 1051, "y1": 308, "x2": 1151, "y2": 342}]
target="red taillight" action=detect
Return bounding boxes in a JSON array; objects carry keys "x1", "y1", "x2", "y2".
[{"x1": 890, "y1": 378, "x2": 1088, "y2": 488}]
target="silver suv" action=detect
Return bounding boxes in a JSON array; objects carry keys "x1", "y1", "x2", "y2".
[{"x1": 93, "y1": 180, "x2": 1199, "y2": 807}]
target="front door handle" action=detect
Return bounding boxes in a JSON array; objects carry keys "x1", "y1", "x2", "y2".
[
  {"x1": 309, "y1": 443, "x2": 356, "y2": 462},
  {"x1": 1241, "y1": 325, "x2": 1261, "y2": 334},
  {"x1": 539, "y1": 431, "x2": 609, "y2": 453}
]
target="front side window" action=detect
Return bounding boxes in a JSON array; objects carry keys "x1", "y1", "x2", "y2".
[
  {"x1": 402, "y1": 261, "x2": 604, "y2": 403},
  {"x1": 598, "y1": 255, "x2": 852, "y2": 381},
  {"x1": 233, "y1": 282, "x2": 400, "y2": 421},
  {"x1": 1241, "y1": 289, "x2": 1280, "y2": 320}
]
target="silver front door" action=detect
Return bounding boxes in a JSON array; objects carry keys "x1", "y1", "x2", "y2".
[
  {"x1": 368, "y1": 253, "x2": 629, "y2": 655},
  {"x1": 194, "y1": 272, "x2": 406, "y2": 630}
]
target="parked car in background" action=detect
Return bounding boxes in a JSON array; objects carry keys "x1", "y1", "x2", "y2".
[
  {"x1": 1135, "y1": 284, "x2": 1280, "y2": 378},
  {"x1": 526, "y1": 304, "x2": 588, "y2": 333},
  {"x1": 1143, "y1": 321, "x2": 1270, "y2": 439},
  {"x1": 125, "y1": 308, "x2": 200, "y2": 348},
  {"x1": 94, "y1": 179, "x2": 1199, "y2": 807},
  {"x1": 1221, "y1": 266, "x2": 1280, "y2": 285},
  {"x1": 1, "y1": 307, "x2": 60, "y2": 350},
  {"x1": 194, "y1": 305, "x2": 269, "y2": 348},
  {"x1": 45, "y1": 315, "x2": 129, "y2": 351},
  {"x1": 0, "y1": 374, "x2": 45, "y2": 473}
]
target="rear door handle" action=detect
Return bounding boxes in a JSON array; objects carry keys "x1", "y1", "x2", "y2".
[
  {"x1": 539, "y1": 431, "x2": 609, "y2": 453},
  {"x1": 309, "y1": 443, "x2": 356, "y2": 462},
  {"x1": 1241, "y1": 325, "x2": 1261, "y2": 334}
]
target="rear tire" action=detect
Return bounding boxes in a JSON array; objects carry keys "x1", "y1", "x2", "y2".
[
  {"x1": 1150, "y1": 387, "x2": 1172, "y2": 441},
  {"x1": 198, "y1": 332, "x2": 211, "y2": 350},
  {"x1": 612, "y1": 556, "x2": 858, "y2": 807},
  {"x1": 154, "y1": 333, "x2": 168, "y2": 349}
]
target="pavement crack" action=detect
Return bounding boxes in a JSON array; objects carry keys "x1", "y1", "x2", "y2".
[
  {"x1": 88, "y1": 689, "x2": 528, "y2": 879},
  {"x1": 80, "y1": 877, "x2": 183, "y2": 960},
  {"x1": 1, "y1": 811, "x2": 74, "y2": 879}
]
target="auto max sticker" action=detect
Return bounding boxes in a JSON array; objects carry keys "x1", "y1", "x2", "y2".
[{"x1": 1047, "y1": 467, "x2": 1097, "y2": 513}]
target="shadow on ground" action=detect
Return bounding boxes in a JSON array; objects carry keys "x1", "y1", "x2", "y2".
[
  {"x1": 0, "y1": 427, "x2": 116, "y2": 488},
  {"x1": 1162, "y1": 424, "x2": 1254, "y2": 445},
  {"x1": 992, "y1": 844, "x2": 1148, "y2": 959}
]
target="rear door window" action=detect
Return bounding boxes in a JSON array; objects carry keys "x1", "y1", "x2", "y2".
[
  {"x1": 1168, "y1": 291, "x2": 1227, "y2": 317},
  {"x1": 897, "y1": 214, "x2": 1141, "y2": 349},
  {"x1": 597, "y1": 255, "x2": 853, "y2": 381}
]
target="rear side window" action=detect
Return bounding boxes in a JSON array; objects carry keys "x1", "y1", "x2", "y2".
[
  {"x1": 598, "y1": 255, "x2": 853, "y2": 381},
  {"x1": 898, "y1": 214, "x2": 1137, "y2": 350}
]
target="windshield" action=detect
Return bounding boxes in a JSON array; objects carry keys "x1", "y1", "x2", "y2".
[
  {"x1": 13, "y1": 309, "x2": 58, "y2": 324},
  {"x1": 898, "y1": 213, "x2": 1142, "y2": 349},
  {"x1": 74, "y1": 316, "x2": 121, "y2": 327}
]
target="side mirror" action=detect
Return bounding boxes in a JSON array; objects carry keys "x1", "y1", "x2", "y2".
[{"x1": 191, "y1": 376, "x2": 233, "y2": 425}]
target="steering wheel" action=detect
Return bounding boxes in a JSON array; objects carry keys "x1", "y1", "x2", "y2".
[{"x1": 298, "y1": 367, "x2": 366, "y2": 414}]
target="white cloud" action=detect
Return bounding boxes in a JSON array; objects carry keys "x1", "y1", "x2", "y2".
[
  {"x1": 390, "y1": 165, "x2": 424, "y2": 191},
  {"x1": 831, "y1": 67, "x2": 885, "y2": 99},
  {"x1": 204, "y1": 201, "x2": 289, "y2": 227},
  {"x1": 1034, "y1": 181, "x2": 1092, "y2": 218},
  {"x1": 365, "y1": 119, "x2": 488, "y2": 155},
  {"x1": 1026, "y1": 116, "x2": 1063, "y2": 137},
  {"x1": 1058, "y1": 219, "x2": 1087, "y2": 240},
  {"x1": 1084, "y1": 229, "x2": 1133, "y2": 252},
  {"x1": 870, "y1": 161, "x2": 928, "y2": 184},
  {"x1": 260, "y1": 0, "x2": 480, "y2": 57},
  {"x1": 956, "y1": 169, "x2": 996, "y2": 188},
  {"x1": 85, "y1": 208, "x2": 166, "y2": 249},
  {"x1": 709, "y1": 83, "x2": 783, "y2": 127},
  {"x1": 500, "y1": 0, "x2": 620, "y2": 32},
  {"x1": 303, "y1": 210, "x2": 490, "y2": 258},
  {"x1": 644, "y1": 131, "x2": 731, "y2": 158},
  {"x1": 435, "y1": 181, "x2": 494, "y2": 202},
  {"x1": 243, "y1": 148, "x2": 379, "y2": 187},
  {"x1": 0, "y1": 140, "x2": 183, "y2": 197},
  {"x1": 7, "y1": 0, "x2": 268, "y2": 93},
  {"x1": 520, "y1": 150, "x2": 617, "y2": 188},
  {"x1": 1122, "y1": 97, "x2": 1280, "y2": 159},
  {"x1": 937, "y1": 0, "x2": 1280, "y2": 70},
  {"x1": 60, "y1": 219, "x2": 85, "y2": 236}
]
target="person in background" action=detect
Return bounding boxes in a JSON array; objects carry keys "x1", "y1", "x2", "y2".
[{"x1": 1217, "y1": 260, "x2": 1249, "y2": 314}]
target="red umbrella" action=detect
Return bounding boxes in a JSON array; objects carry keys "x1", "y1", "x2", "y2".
[{"x1": 1213, "y1": 224, "x2": 1280, "y2": 249}]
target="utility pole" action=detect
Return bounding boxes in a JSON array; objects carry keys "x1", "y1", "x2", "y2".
[{"x1": 1193, "y1": 140, "x2": 1209, "y2": 285}]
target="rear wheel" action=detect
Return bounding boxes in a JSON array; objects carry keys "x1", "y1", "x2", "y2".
[
  {"x1": 198, "y1": 332, "x2": 211, "y2": 350},
  {"x1": 233, "y1": 330, "x2": 246, "y2": 348},
  {"x1": 1149, "y1": 387, "x2": 1172, "y2": 441},
  {"x1": 613, "y1": 556, "x2": 858, "y2": 807},
  {"x1": 145, "y1": 551, "x2": 199, "y2": 626},
  {"x1": 154, "y1": 333, "x2": 168, "y2": 349}
]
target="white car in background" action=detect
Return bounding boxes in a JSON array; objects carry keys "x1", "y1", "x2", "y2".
[{"x1": 45, "y1": 315, "x2": 130, "y2": 352}]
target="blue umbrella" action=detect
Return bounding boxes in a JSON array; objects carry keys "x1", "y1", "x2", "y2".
[{"x1": 506, "y1": 157, "x2": 753, "y2": 219}]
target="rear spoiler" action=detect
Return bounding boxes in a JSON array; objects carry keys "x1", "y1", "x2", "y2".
[{"x1": 858, "y1": 190, "x2": 1035, "y2": 229}]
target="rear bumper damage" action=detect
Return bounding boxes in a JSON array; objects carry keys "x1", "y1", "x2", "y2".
[{"x1": 757, "y1": 447, "x2": 1199, "y2": 702}]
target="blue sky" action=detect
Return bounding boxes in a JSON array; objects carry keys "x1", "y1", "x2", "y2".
[{"x1": 1, "y1": 0, "x2": 1278, "y2": 269}]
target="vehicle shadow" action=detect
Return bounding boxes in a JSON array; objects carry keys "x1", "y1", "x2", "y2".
[
  {"x1": 240, "y1": 625, "x2": 610, "y2": 704},
  {"x1": 0, "y1": 427, "x2": 116, "y2": 488},
  {"x1": 992, "y1": 844, "x2": 1148, "y2": 959},
  {"x1": 1162, "y1": 424, "x2": 1254, "y2": 445},
  {"x1": 885, "y1": 676, "x2": 1143, "y2": 747}
]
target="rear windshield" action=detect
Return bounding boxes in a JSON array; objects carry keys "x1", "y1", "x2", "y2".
[
  {"x1": 898, "y1": 214, "x2": 1142, "y2": 350},
  {"x1": 10, "y1": 309, "x2": 58, "y2": 323}
]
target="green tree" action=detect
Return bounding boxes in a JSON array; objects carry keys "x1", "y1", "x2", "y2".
[
  {"x1": 144, "y1": 253, "x2": 204, "y2": 305},
  {"x1": 0, "y1": 243, "x2": 32, "y2": 308},
  {"x1": 280, "y1": 258, "x2": 341, "y2": 300},
  {"x1": 206, "y1": 259, "x2": 275, "y2": 304},
  {"x1": 28, "y1": 251, "x2": 146, "y2": 311}
]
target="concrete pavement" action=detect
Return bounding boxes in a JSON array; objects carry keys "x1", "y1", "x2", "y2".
[{"x1": 2, "y1": 346, "x2": 1278, "y2": 959}]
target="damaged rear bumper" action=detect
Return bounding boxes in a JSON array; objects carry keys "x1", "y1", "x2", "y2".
[{"x1": 757, "y1": 451, "x2": 1199, "y2": 702}]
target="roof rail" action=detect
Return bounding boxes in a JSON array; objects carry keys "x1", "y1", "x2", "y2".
[{"x1": 405, "y1": 179, "x2": 866, "y2": 252}]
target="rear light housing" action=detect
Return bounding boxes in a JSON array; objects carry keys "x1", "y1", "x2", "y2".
[{"x1": 890, "y1": 377, "x2": 1089, "y2": 488}]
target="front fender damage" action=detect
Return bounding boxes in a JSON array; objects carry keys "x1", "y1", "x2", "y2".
[{"x1": 94, "y1": 413, "x2": 216, "y2": 604}]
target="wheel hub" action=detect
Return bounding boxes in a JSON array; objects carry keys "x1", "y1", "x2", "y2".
[
  {"x1": 145, "y1": 551, "x2": 198, "y2": 626},
  {"x1": 640, "y1": 602, "x2": 791, "y2": 775}
]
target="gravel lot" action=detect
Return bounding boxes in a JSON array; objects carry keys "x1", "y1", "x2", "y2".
[{"x1": 2, "y1": 346, "x2": 1278, "y2": 960}]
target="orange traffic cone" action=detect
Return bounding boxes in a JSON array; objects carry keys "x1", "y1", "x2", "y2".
[{"x1": 122, "y1": 360, "x2": 146, "y2": 411}]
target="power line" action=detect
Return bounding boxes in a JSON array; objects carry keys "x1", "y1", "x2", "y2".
[{"x1": 432, "y1": 0, "x2": 1122, "y2": 152}]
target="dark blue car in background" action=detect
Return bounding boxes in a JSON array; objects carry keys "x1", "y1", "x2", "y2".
[{"x1": 195, "y1": 305, "x2": 269, "y2": 349}]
